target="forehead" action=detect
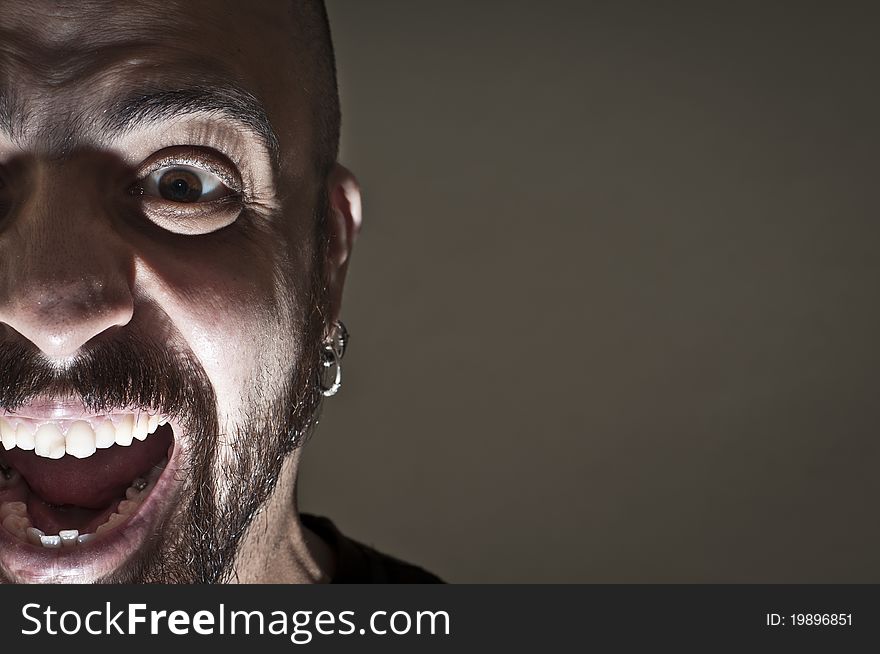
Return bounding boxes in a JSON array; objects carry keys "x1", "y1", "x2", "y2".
[
  {"x1": 0, "y1": 0, "x2": 309, "y2": 167},
  {"x1": 0, "y1": 0, "x2": 289, "y2": 79}
]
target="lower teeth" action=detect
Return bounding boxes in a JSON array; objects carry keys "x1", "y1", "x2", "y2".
[
  {"x1": 0, "y1": 457, "x2": 166, "y2": 549},
  {"x1": 37, "y1": 533, "x2": 61, "y2": 548}
]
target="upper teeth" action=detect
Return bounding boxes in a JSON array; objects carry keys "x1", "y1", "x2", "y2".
[{"x1": 0, "y1": 413, "x2": 165, "y2": 459}]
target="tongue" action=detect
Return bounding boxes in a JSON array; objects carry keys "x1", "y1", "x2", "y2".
[
  {"x1": 27, "y1": 498, "x2": 115, "y2": 535},
  {"x1": 3, "y1": 424, "x2": 172, "y2": 509}
]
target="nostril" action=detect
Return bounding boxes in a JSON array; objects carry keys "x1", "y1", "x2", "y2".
[{"x1": 0, "y1": 282, "x2": 134, "y2": 359}]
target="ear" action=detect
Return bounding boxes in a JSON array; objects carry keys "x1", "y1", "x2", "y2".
[{"x1": 324, "y1": 163, "x2": 362, "y2": 328}]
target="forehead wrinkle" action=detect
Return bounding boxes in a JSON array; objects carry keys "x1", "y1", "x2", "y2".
[
  {"x1": 0, "y1": 1, "x2": 207, "y2": 52},
  {"x1": 0, "y1": 12, "x2": 187, "y2": 92},
  {"x1": 0, "y1": 47, "x2": 281, "y2": 168},
  {"x1": 0, "y1": 2, "x2": 294, "y2": 173},
  {"x1": 0, "y1": 35, "x2": 182, "y2": 149}
]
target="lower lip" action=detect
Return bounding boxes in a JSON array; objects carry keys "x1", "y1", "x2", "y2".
[{"x1": 0, "y1": 422, "x2": 183, "y2": 583}]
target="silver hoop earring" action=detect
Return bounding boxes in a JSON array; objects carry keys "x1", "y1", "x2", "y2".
[
  {"x1": 330, "y1": 320, "x2": 349, "y2": 359},
  {"x1": 319, "y1": 321, "x2": 348, "y2": 397}
]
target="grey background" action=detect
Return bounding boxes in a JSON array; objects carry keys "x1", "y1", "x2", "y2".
[{"x1": 298, "y1": 1, "x2": 880, "y2": 581}]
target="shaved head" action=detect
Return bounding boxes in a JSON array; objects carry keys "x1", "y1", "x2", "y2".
[{"x1": 292, "y1": 0, "x2": 341, "y2": 177}]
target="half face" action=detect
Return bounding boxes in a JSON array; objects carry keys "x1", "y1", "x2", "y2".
[{"x1": 0, "y1": 0, "x2": 341, "y2": 582}]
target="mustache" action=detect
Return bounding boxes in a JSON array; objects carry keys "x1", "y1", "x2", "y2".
[{"x1": 0, "y1": 326, "x2": 216, "y2": 430}]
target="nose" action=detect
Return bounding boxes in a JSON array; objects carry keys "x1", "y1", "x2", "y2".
[{"x1": 0, "y1": 161, "x2": 134, "y2": 359}]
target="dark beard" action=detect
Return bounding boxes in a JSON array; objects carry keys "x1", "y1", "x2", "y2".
[
  {"x1": 0, "y1": 235, "x2": 328, "y2": 583},
  {"x1": 136, "y1": 313, "x2": 325, "y2": 584}
]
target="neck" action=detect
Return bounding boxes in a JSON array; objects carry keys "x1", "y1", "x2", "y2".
[{"x1": 227, "y1": 449, "x2": 335, "y2": 583}]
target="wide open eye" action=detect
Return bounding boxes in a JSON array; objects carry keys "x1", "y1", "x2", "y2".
[
  {"x1": 143, "y1": 165, "x2": 229, "y2": 204},
  {"x1": 130, "y1": 147, "x2": 245, "y2": 235}
]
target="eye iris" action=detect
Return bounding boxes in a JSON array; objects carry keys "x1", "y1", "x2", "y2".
[{"x1": 158, "y1": 169, "x2": 202, "y2": 202}]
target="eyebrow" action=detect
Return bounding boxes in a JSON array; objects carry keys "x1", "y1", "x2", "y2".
[
  {"x1": 0, "y1": 89, "x2": 26, "y2": 141},
  {"x1": 99, "y1": 84, "x2": 281, "y2": 168}
]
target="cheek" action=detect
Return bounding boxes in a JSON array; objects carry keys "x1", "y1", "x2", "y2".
[{"x1": 132, "y1": 221, "x2": 310, "y2": 421}]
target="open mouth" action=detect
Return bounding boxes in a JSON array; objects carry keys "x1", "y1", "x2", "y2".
[{"x1": 0, "y1": 402, "x2": 182, "y2": 581}]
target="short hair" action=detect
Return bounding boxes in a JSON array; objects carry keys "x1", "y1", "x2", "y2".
[
  {"x1": 291, "y1": 1, "x2": 340, "y2": 319},
  {"x1": 292, "y1": 0, "x2": 341, "y2": 180}
]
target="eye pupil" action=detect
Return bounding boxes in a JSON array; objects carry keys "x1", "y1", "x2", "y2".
[{"x1": 158, "y1": 169, "x2": 202, "y2": 202}]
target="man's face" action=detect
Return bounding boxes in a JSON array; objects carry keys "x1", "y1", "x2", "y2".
[{"x1": 0, "y1": 0, "x2": 355, "y2": 582}]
